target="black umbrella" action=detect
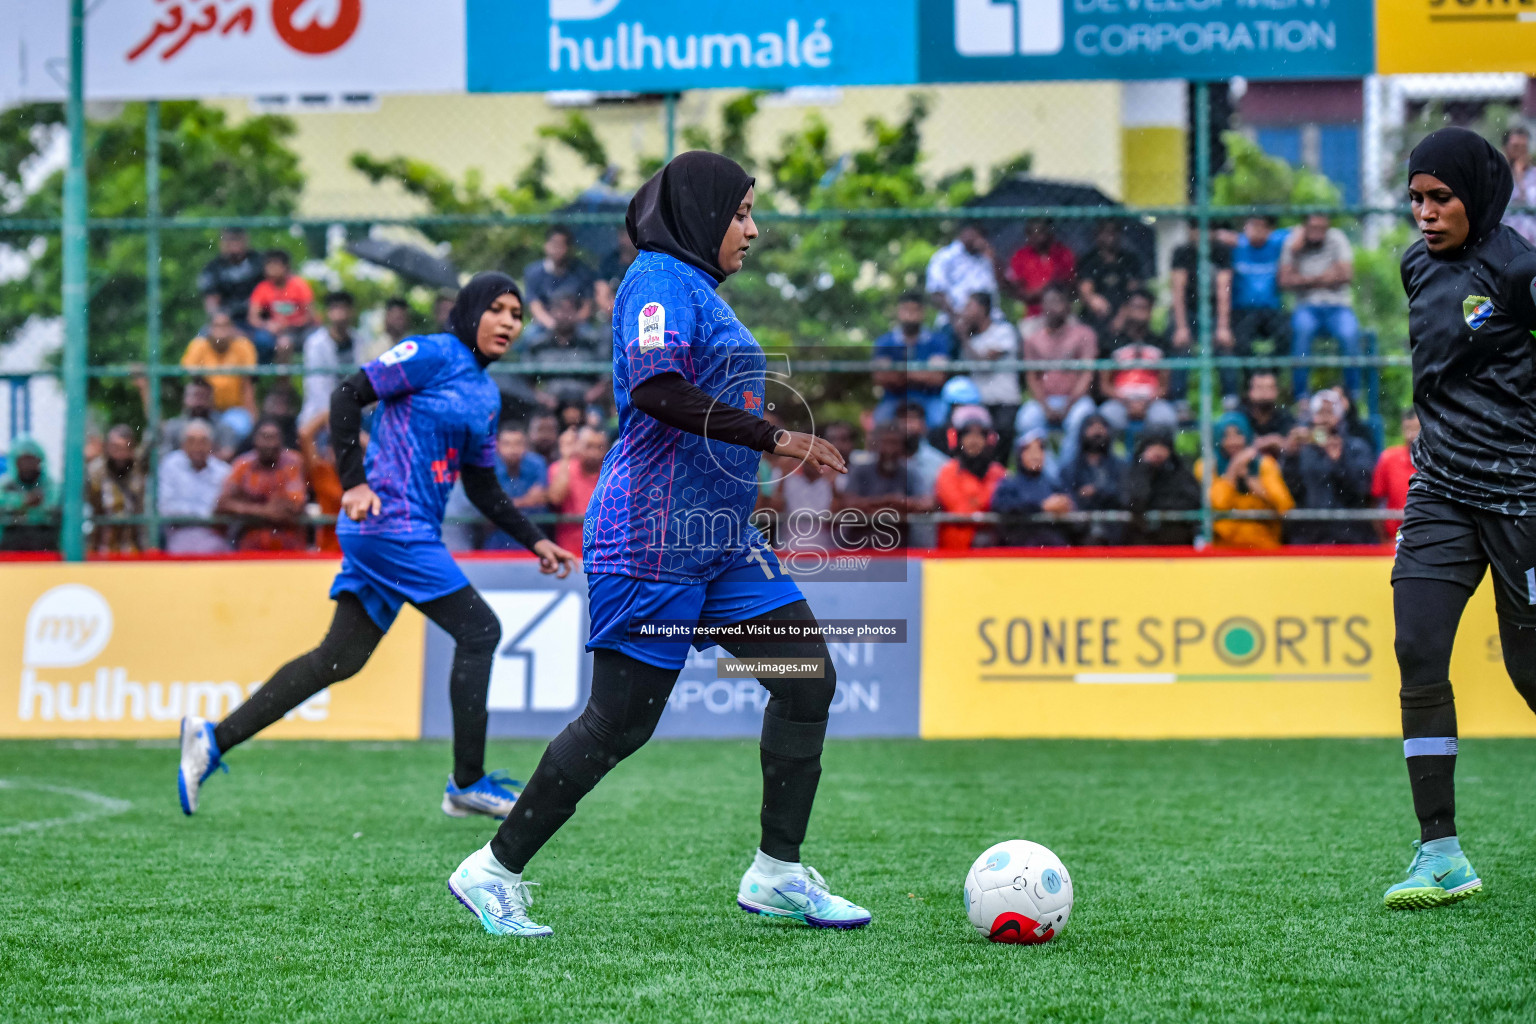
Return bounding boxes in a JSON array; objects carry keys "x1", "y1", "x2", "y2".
[{"x1": 346, "y1": 238, "x2": 462, "y2": 290}]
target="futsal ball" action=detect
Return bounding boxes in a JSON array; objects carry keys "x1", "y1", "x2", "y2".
[{"x1": 964, "y1": 840, "x2": 1073, "y2": 944}]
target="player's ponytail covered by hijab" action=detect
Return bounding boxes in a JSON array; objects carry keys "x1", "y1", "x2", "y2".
[
  {"x1": 1383, "y1": 126, "x2": 1536, "y2": 909},
  {"x1": 448, "y1": 271, "x2": 522, "y2": 362},
  {"x1": 626, "y1": 150, "x2": 754, "y2": 282}
]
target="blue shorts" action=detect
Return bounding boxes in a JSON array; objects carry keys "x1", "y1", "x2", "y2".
[
  {"x1": 331, "y1": 532, "x2": 469, "y2": 631},
  {"x1": 587, "y1": 545, "x2": 804, "y2": 670}
]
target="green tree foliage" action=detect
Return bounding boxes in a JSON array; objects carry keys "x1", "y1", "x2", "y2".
[
  {"x1": 1211, "y1": 131, "x2": 1340, "y2": 210},
  {"x1": 0, "y1": 100, "x2": 306, "y2": 426}
]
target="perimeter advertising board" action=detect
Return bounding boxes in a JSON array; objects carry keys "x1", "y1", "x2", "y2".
[
  {"x1": 921, "y1": 556, "x2": 1532, "y2": 739},
  {"x1": 919, "y1": 0, "x2": 1375, "y2": 83},
  {"x1": 1377, "y1": 0, "x2": 1536, "y2": 74},
  {"x1": 0, "y1": 562, "x2": 424, "y2": 740},
  {"x1": 466, "y1": 0, "x2": 919, "y2": 93},
  {"x1": 420, "y1": 558, "x2": 922, "y2": 739}
]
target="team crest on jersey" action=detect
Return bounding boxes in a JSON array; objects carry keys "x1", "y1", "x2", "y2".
[
  {"x1": 1463, "y1": 294, "x2": 1494, "y2": 331},
  {"x1": 638, "y1": 301, "x2": 666, "y2": 351},
  {"x1": 379, "y1": 339, "x2": 419, "y2": 365}
]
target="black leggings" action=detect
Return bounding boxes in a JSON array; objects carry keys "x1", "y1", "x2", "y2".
[
  {"x1": 491, "y1": 599, "x2": 836, "y2": 873},
  {"x1": 1394, "y1": 577, "x2": 1536, "y2": 841},
  {"x1": 213, "y1": 587, "x2": 503, "y2": 788}
]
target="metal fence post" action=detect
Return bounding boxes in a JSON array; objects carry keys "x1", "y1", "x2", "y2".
[
  {"x1": 144, "y1": 99, "x2": 163, "y2": 551},
  {"x1": 664, "y1": 92, "x2": 678, "y2": 163},
  {"x1": 1194, "y1": 81, "x2": 1216, "y2": 546},
  {"x1": 60, "y1": 0, "x2": 89, "y2": 562}
]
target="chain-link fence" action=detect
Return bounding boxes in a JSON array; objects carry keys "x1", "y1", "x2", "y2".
[{"x1": 2, "y1": 78, "x2": 1534, "y2": 559}]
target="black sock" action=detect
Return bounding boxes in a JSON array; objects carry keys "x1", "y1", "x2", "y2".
[
  {"x1": 758, "y1": 712, "x2": 827, "y2": 863},
  {"x1": 213, "y1": 594, "x2": 382, "y2": 753},
  {"x1": 1394, "y1": 578, "x2": 1471, "y2": 844}
]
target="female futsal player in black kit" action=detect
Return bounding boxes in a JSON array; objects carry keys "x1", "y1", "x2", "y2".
[{"x1": 1383, "y1": 127, "x2": 1536, "y2": 908}]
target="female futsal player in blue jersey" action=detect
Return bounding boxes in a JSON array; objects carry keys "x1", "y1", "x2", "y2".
[
  {"x1": 449, "y1": 152, "x2": 872, "y2": 937},
  {"x1": 177, "y1": 274, "x2": 579, "y2": 820}
]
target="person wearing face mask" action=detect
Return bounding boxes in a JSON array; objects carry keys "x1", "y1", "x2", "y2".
[
  {"x1": 85, "y1": 424, "x2": 147, "y2": 554},
  {"x1": 992, "y1": 428, "x2": 1073, "y2": 548},
  {"x1": 453, "y1": 152, "x2": 869, "y2": 938},
  {"x1": 1123, "y1": 428, "x2": 1200, "y2": 546},
  {"x1": 176, "y1": 273, "x2": 579, "y2": 825},
  {"x1": 934, "y1": 408, "x2": 1007, "y2": 550},
  {"x1": 1057, "y1": 412, "x2": 1126, "y2": 546},
  {"x1": 1379, "y1": 127, "x2": 1536, "y2": 911}
]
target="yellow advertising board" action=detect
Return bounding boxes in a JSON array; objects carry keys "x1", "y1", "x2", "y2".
[
  {"x1": 0, "y1": 562, "x2": 424, "y2": 740},
  {"x1": 1378, "y1": 1, "x2": 1536, "y2": 74},
  {"x1": 921, "y1": 557, "x2": 1531, "y2": 739}
]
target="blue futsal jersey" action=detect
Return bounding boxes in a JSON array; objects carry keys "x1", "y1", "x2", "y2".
[
  {"x1": 339, "y1": 332, "x2": 500, "y2": 539},
  {"x1": 585, "y1": 251, "x2": 770, "y2": 583}
]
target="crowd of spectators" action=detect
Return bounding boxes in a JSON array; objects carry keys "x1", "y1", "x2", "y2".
[{"x1": 0, "y1": 197, "x2": 1447, "y2": 556}]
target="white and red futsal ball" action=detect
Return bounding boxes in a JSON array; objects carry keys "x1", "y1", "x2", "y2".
[{"x1": 964, "y1": 840, "x2": 1074, "y2": 944}]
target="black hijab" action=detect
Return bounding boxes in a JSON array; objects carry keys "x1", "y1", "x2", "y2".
[
  {"x1": 1408, "y1": 127, "x2": 1514, "y2": 257},
  {"x1": 626, "y1": 151, "x2": 754, "y2": 284},
  {"x1": 447, "y1": 272, "x2": 521, "y2": 366}
]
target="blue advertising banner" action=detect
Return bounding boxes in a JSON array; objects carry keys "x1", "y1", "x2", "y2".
[
  {"x1": 420, "y1": 558, "x2": 922, "y2": 740},
  {"x1": 919, "y1": 0, "x2": 1374, "y2": 83},
  {"x1": 467, "y1": 1, "x2": 919, "y2": 94}
]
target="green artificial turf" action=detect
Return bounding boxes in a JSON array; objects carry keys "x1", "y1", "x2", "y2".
[{"x1": 3, "y1": 738, "x2": 1535, "y2": 1023}]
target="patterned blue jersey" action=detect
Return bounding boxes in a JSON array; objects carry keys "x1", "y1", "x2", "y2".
[
  {"x1": 585, "y1": 251, "x2": 768, "y2": 583},
  {"x1": 339, "y1": 332, "x2": 500, "y2": 539}
]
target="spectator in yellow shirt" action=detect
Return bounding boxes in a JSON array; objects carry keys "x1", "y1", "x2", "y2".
[
  {"x1": 1196, "y1": 411, "x2": 1294, "y2": 549},
  {"x1": 181, "y1": 309, "x2": 258, "y2": 441}
]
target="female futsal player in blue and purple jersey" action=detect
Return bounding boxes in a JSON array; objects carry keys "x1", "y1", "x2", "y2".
[
  {"x1": 176, "y1": 275, "x2": 579, "y2": 820},
  {"x1": 448, "y1": 152, "x2": 872, "y2": 937}
]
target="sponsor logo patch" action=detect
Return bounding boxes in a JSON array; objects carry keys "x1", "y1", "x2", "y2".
[
  {"x1": 1463, "y1": 294, "x2": 1494, "y2": 331},
  {"x1": 379, "y1": 340, "x2": 419, "y2": 365},
  {"x1": 638, "y1": 302, "x2": 665, "y2": 351}
]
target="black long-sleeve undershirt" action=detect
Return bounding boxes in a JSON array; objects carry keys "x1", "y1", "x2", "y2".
[
  {"x1": 331, "y1": 371, "x2": 375, "y2": 491},
  {"x1": 329, "y1": 370, "x2": 547, "y2": 553},
  {"x1": 629, "y1": 372, "x2": 778, "y2": 452},
  {"x1": 460, "y1": 464, "x2": 547, "y2": 552}
]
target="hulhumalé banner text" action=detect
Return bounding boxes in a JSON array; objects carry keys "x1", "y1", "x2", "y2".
[
  {"x1": 1377, "y1": 0, "x2": 1536, "y2": 74},
  {"x1": 921, "y1": 556, "x2": 1531, "y2": 739},
  {"x1": 467, "y1": 0, "x2": 918, "y2": 93},
  {"x1": 920, "y1": 0, "x2": 1374, "y2": 83},
  {"x1": 0, "y1": 563, "x2": 424, "y2": 740}
]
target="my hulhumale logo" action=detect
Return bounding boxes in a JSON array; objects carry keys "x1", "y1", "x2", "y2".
[
  {"x1": 547, "y1": 0, "x2": 836, "y2": 74},
  {"x1": 15, "y1": 584, "x2": 323, "y2": 725}
]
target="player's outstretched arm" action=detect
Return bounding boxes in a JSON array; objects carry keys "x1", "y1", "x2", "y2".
[
  {"x1": 460, "y1": 464, "x2": 577, "y2": 577},
  {"x1": 629, "y1": 372, "x2": 844, "y2": 473}
]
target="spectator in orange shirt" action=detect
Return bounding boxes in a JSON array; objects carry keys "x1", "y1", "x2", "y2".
[
  {"x1": 180, "y1": 309, "x2": 258, "y2": 442},
  {"x1": 1195, "y1": 411, "x2": 1295, "y2": 550},
  {"x1": 1007, "y1": 219, "x2": 1076, "y2": 317},
  {"x1": 298, "y1": 411, "x2": 344, "y2": 552},
  {"x1": 934, "y1": 408, "x2": 1006, "y2": 549},
  {"x1": 547, "y1": 425, "x2": 608, "y2": 555},
  {"x1": 215, "y1": 417, "x2": 307, "y2": 552},
  {"x1": 247, "y1": 249, "x2": 314, "y2": 363},
  {"x1": 1372, "y1": 408, "x2": 1419, "y2": 540}
]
